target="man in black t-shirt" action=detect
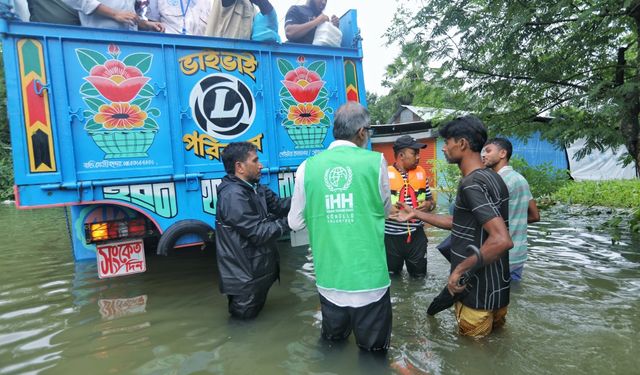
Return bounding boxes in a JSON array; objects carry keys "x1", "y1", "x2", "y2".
[
  {"x1": 284, "y1": 0, "x2": 339, "y2": 44},
  {"x1": 390, "y1": 115, "x2": 512, "y2": 338}
]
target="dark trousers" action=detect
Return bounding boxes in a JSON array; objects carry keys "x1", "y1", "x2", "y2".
[
  {"x1": 319, "y1": 288, "x2": 392, "y2": 352},
  {"x1": 227, "y1": 288, "x2": 270, "y2": 319},
  {"x1": 385, "y1": 228, "x2": 427, "y2": 277}
]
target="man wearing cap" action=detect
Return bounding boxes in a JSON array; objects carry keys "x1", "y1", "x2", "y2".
[{"x1": 385, "y1": 135, "x2": 436, "y2": 278}]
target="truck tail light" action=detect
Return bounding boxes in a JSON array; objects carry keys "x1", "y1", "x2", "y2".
[{"x1": 85, "y1": 219, "x2": 148, "y2": 244}]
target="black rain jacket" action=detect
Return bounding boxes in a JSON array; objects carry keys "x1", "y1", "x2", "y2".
[{"x1": 215, "y1": 174, "x2": 291, "y2": 295}]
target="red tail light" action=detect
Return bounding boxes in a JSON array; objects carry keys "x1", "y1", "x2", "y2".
[{"x1": 85, "y1": 219, "x2": 148, "y2": 244}]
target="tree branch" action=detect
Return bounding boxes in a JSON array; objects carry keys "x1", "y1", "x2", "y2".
[
  {"x1": 459, "y1": 65, "x2": 588, "y2": 90},
  {"x1": 524, "y1": 18, "x2": 579, "y2": 26}
]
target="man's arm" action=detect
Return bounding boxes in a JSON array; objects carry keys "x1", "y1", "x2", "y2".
[
  {"x1": 218, "y1": 191, "x2": 289, "y2": 246},
  {"x1": 284, "y1": 7, "x2": 328, "y2": 41},
  {"x1": 447, "y1": 216, "x2": 512, "y2": 294},
  {"x1": 390, "y1": 202, "x2": 452, "y2": 229},
  {"x1": 136, "y1": 0, "x2": 164, "y2": 31},
  {"x1": 379, "y1": 156, "x2": 392, "y2": 217},
  {"x1": 251, "y1": 0, "x2": 273, "y2": 15},
  {"x1": 95, "y1": 4, "x2": 138, "y2": 25},
  {"x1": 138, "y1": 19, "x2": 164, "y2": 31},
  {"x1": 64, "y1": 0, "x2": 139, "y2": 25},
  {"x1": 287, "y1": 161, "x2": 307, "y2": 231},
  {"x1": 528, "y1": 199, "x2": 540, "y2": 223},
  {"x1": 265, "y1": 188, "x2": 291, "y2": 218}
]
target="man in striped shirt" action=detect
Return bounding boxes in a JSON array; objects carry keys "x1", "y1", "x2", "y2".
[
  {"x1": 391, "y1": 116, "x2": 513, "y2": 337},
  {"x1": 482, "y1": 138, "x2": 540, "y2": 281},
  {"x1": 385, "y1": 135, "x2": 435, "y2": 278}
]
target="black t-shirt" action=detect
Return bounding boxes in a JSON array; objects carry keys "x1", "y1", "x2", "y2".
[
  {"x1": 284, "y1": 5, "x2": 320, "y2": 44},
  {"x1": 451, "y1": 168, "x2": 510, "y2": 310}
]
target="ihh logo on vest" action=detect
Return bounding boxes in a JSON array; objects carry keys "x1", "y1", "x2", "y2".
[
  {"x1": 323, "y1": 166, "x2": 355, "y2": 224},
  {"x1": 190, "y1": 73, "x2": 256, "y2": 140}
]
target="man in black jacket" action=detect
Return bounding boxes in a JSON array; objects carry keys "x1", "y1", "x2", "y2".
[{"x1": 216, "y1": 142, "x2": 291, "y2": 319}]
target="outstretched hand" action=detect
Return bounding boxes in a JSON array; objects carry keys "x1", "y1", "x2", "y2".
[
  {"x1": 113, "y1": 11, "x2": 139, "y2": 26},
  {"x1": 388, "y1": 202, "x2": 415, "y2": 222}
]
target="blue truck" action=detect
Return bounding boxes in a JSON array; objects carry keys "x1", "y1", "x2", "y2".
[{"x1": 0, "y1": 2, "x2": 366, "y2": 277}]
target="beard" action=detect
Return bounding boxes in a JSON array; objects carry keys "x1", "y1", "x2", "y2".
[
  {"x1": 248, "y1": 175, "x2": 261, "y2": 184},
  {"x1": 483, "y1": 159, "x2": 498, "y2": 169},
  {"x1": 444, "y1": 153, "x2": 460, "y2": 165}
]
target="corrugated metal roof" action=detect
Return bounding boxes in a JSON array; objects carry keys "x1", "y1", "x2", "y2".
[{"x1": 402, "y1": 105, "x2": 460, "y2": 122}]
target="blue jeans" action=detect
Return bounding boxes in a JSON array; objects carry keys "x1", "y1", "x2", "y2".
[{"x1": 510, "y1": 264, "x2": 525, "y2": 281}]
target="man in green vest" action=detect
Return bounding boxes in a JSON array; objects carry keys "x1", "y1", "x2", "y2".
[{"x1": 288, "y1": 102, "x2": 393, "y2": 352}]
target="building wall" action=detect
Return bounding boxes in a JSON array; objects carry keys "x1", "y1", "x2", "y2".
[
  {"x1": 372, "y1": 137, "x2": 437, "y2": 187},
  {"x1": 435, "y1": 133, "x2": 570, "y2": 186},
  {"x1": 509, "y1": 132, "x2": 568, "y2": 170}
]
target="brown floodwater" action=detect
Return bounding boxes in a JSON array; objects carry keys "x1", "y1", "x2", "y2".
[{"x1": 0, "y1": 203, "x2": 638, "y2": 374}]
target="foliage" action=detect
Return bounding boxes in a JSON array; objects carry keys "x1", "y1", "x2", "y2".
[
  {"x1": 552, "y1": 179, "x2": 640, "y2": 209},
  {"x1": 367, "y1": 42, "x2": 478, "y2": 125},
  {"x1": 0, "y1": 143, "x2": 12, "y2": 201},
  {"x1": 366, "y1": 91, "x2": 397, "y2": 125},
  {"x1": 386, "y1": 0, "x2": 640, "y2": 170},
  {"x1": 0, "y1": 47, "x2": 13, "y2": 201},
  {"x1": 434, "y1": 159, "x2": 461, "y2": 206},
  {"x1": 631, "y1": 208, "x2": 640, "y2": 233},
  {"x1": 433, "y1": 156, "x2": 568, "y2": 207},
  {"x1": 510, "y1": 157, "x2": 570, "y2": 199}
]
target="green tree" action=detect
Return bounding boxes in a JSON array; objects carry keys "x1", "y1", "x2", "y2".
[
  {"x1": 0, "y1": 47, "x2": 14, "y2": 200},
  {"x1": 387, "y1": 0, "x2": 640, "y2": 173},
  {"x1": 367, "y1": 42, "x2": 479, "y2": 125}
]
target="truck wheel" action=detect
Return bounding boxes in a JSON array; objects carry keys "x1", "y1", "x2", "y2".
[{"x1": 156, "y1": 220, "x2": 214, "y2": 256}]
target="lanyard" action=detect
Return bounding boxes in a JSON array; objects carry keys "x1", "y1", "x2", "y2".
[{"x1": 179, "y1": 0, "x2": 192, "y2": 35}]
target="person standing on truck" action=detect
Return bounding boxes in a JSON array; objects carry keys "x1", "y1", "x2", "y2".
[
  {"x1": 27, "y1": 0, "x2": 80, "y2": 25},
  {"x1": 205, "y1": 0, "x2": 276, "y2": 40},
  {"x1": 288, "y1": 102, "x2": 393, "y2": 352},
  {"x1": 391, "y1": 115, "x2": 512, "y2": 338},
  {"x1": 284, "y1": 0, "x2": 339, "y2": 44},
  {"x1": 216, "y1": 142, "x2": 291, "y2": 319},
  {"x1": 384, "y1": 135, "x2": 435, "y2": 278},
  {"x1": 62, "y1": 0, "x2": 163, "y2": 31},
  {"x1": 142, "y1": 0, "x2": 210, "y2": 35},
  {"x1": 482, "y1": 137, "x2": 540, "y2": 281}
]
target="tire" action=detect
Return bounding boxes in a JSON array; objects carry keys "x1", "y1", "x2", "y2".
[{"x1": 156, "y1": 220, "x2": 214, "y2": 256}]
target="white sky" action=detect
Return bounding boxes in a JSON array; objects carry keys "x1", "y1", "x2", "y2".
[{"x1": 269, "y1": 0, "x2": 409, "y2": 95}]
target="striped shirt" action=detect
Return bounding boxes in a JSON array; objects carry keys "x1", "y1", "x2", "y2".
[
  {"x1": 498, "y1": 166, "x2": 533, "y2": 267},
  {"x1": 384, "y1": 169, "x2": 433, "y2": 235},
  {"x1": 452, "y1": 168, "x2": 510, "y2": 310}
]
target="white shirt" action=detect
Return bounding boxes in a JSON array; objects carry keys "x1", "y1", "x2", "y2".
[
  {"x1": 288, "y1": 140, "x2": 391, "y2": 307},
  {"x1": 63, "y1": 0, "x2": 138, "y2": 30},
  {"x1": 148, "y1": 0, "x2": 212, "y2": 35}
]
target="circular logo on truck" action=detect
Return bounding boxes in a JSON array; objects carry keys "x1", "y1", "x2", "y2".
[{"x1": 189, "y1": 73, "x2": 255, "y2": 140}]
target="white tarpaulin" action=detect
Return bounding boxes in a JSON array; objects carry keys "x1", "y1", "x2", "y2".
[{"x1": 566, "y1": 139, "x2": 637, "y2": 181}]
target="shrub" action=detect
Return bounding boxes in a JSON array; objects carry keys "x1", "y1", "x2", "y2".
[
  {"x1": 0, "y1": 142, "x2": 13, "y2": 201},
  {"x1": 434, "y1": 158, "x2": 461, "y2": 205},
  {"x1": 552, "y1": 179, "x2": 640, "y2": 208},
  {"x1": 510, "y1": 157, "x2": 570, "y2": 199}
]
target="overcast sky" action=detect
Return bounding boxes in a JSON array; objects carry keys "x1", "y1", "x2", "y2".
[{"x1": 269, "y1": 0, "x2": 411, "y2": 95}]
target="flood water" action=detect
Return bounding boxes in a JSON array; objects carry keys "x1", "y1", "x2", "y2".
[{"x1": 0, "y1": 203, "x2": 638, "y2": 375}]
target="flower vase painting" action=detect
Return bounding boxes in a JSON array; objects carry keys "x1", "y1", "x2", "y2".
[
  {"x1": 278, "y1": 56, "x2": 333, "y2": 149},
  {"x1": 76, "y1": 44, "x2": 160, "y2": 159}
]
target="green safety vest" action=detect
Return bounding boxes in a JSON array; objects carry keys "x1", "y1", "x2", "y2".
[{"x1": 304, "y1": 146, "x2": 390, "y2": 291}]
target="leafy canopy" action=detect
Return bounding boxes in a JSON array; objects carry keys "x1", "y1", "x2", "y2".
[{"x1": 385, "y1": 0, "x2": 640, "y2": 170}]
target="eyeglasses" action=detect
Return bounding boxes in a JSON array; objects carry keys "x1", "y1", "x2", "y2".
[{"x1": 362, "y1": 126, "x2": 374, "y2": 137}]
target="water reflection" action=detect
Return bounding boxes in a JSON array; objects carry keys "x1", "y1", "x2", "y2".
[{"x1": 0, "y1": 204, "x2": 638, "y2": 374}]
